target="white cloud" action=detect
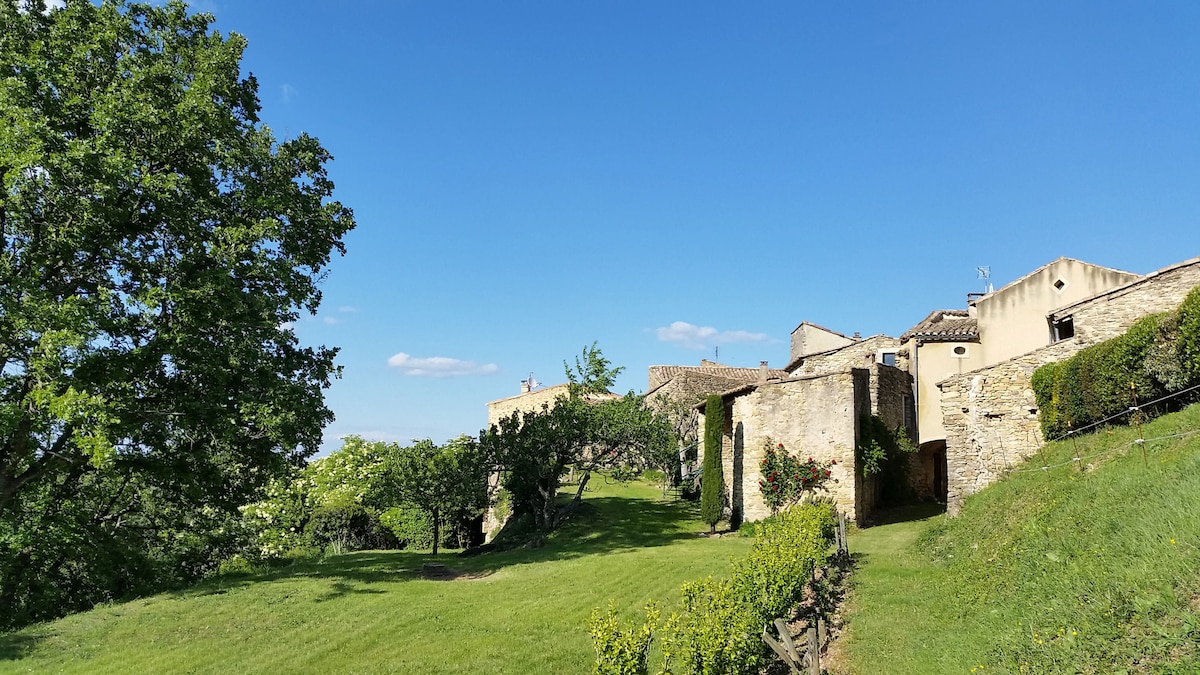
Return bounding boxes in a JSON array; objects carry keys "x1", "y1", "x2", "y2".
[
  {"x1": 322, "y1": 316, "x2": 340, "y2": 325},
  {"x1": 387, "y1": 352, "x2": 499, "y2": 378},
  {"x1": 336, "y1": 306, "x2": 358, "y2": 313},
  {"x1": 277, "y1": 321, "x2": 295, "y2": 331},
  {"x1": 281, "y1": 83, "x2": 298, "y2": 104},
  {"x1": 653, "y1": 321, "x2": 772, "y2": 350}
]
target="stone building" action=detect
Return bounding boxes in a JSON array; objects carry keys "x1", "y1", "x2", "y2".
[
  {"x1": 691, "y1": 328, "x2": 913, "y2": 525},
  {"x1": 936, "y1": 256, "x2": 1200, "y2": 514},
  {"x1": 897, "y1": 257, "x2": 1142, "y2": 503}
]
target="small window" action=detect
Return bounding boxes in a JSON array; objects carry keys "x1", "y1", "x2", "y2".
[
  {"x1": 1052, "y1": 316, "x2": 1075, "y2": 342},
  {"x1": 951, "y1": 345, "x2": 969, "y2": 358},
  {"x1": 880, "y1": 351, "x2": 897, "y2": 367},
  {"x1": 1053, "y1": 279, "x2": 1067, "y2": 292}
]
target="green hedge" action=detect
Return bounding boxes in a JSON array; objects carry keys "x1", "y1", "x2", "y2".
[
  {"x1": 1033, "y1": 285, "x2": 1200, "y2": 438},
  {"x1": 590, "y1": 502, "x2": 836, "y2": 675}
]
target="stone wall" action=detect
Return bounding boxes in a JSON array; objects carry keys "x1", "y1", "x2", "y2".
[
  {"x1": 698, "y1": 372, "x2": 864, "y2": 524},
  {"x1": 938, "y1": 340, "x2": 1078, "y2": 515},
  {"x1": 732, "y1": 372, "x2": 861, "y2": 523},
  {"x1": 790, "y1": 335, "x2": 904, "y2": 377},
  {"x1": 486, "y1": 383, "x2": 571, "y2": 427},
  {"x1": 939, "y1": 258, "x2": 1200, "y2": 514}
]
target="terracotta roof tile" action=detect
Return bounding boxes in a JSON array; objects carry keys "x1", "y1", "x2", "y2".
[{"x1": 900, "y1": 310, "x2": 979, "y2": 342}]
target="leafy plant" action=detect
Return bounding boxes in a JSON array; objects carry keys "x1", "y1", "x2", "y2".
[
  {"x1": 757, "y1": 439, "x2": 837, "y2": 514},
  {"x1": 588, "y1": 601, "x2": 659, "y2": 675}
]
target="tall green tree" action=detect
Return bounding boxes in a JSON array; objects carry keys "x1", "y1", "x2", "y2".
[
  {"x1": 385, "y1": 436, "x2": 489, "y2": 555},
  {"x1": 700, "y1": 395, "x2": 725, "y2": 534},
  {"x1": 0, "y1": 0, "x2": 353, "y2": 626}
]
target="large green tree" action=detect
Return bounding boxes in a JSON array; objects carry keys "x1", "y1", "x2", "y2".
[
  {"x1": 384, "y1": 436, "x2": 489, "y2": 555},
  {"x1": 0, "y1": 0, "x2": 353, "y2": 626}
]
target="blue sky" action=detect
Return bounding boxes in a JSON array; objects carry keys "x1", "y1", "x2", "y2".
[{"x1": 195, "y1": 1, "x2": 1200, "y2": 450}]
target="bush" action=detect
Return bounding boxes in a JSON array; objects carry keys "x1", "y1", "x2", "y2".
[
  {"x1": 757, "y1": 439, "x2": 837, "y2": 514},
  {"x1": 304, "y1": 504, "x2": 396, "y2": 553},
  {"x1": 379, "y1": 506, "x2": 436, "y2": 550},
  {"x1": 593, "y1": 501, "x2": 836, "y2": 675},
  {"x1": 1033, "y1": 303, "x2": 1200, "y2": 439},
  {"x1": 1179, "y1": 285, "x2": 1200, "y2": 383},
  {"x1": 588, "y1": 602, "x2": 659, "y2": 675}
]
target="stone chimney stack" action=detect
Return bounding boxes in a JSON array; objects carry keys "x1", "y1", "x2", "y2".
[
  {"x1": 520, "y1": 381, "x2": 531, "y2": 394},
  {"x1": 758, "y1": 361, "x2": 769, "y2": 383},
  {"x1": 853, "y1": 332, "x2": 861, "y2": 339}
]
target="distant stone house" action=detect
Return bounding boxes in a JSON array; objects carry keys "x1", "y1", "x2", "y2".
[
  {"x1": 481, "y1": 380, "x2": 619, "y2": 540},
  {"x1": 691, "y1": 328, "x2": 913, "y2": 526},
  {"x1": 644, "y1": 360, "x2": 790, "y2": 475},
  {"x1": 933, "y1": 256, "x2": 1200, "y2": 514}
]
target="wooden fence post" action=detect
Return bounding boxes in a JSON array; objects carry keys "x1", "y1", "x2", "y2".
[{"x1": 806, "y1": 626, "x2": 819, "y2": 674}]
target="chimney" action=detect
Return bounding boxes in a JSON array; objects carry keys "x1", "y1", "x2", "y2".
[
  {"x1": 853, "y1": 332, "x2": 861, "y2": 339},
  {"x1": 758, "y1": 361, "x2": 768, "y2": 383},
  {"x1": 520, "y1": 381, "x2": 531, "y2": 394}
]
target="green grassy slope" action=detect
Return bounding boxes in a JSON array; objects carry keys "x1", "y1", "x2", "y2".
[
  {"x1": 0, "y1": 480, "x2": 749, "y2": 674},
  {"x1": 843, "y1": 403, "x2": 1200, "y2": 674}
]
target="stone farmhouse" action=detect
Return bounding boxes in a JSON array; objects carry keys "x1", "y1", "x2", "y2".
[
  {"x1": 649, "y1": 255, "x2": 1200, "y2": 525},
  {"x1": 650, "y1": 325, "x2": 913, "y2": 526}
]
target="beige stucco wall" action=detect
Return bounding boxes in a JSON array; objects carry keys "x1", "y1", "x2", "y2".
[
  {"x1": 906, "y1": 338, "x2": 982, "y2": 445},
  {"x1": 974, "y1": 259, "x2": 1139, "y2": 366},
  {"x1": 940, "y1": 259, "x2": 1200, "y2": 515},
  {"x1": 790, "y1": 323, "x2": 855, "y2": 364}
]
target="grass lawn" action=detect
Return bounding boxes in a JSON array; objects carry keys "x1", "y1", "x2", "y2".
[
  {"x1": 0, "y1": 479, "x2": 750, "y2": 674},
  {"x1": 840, "y1": 403, "x2": 1200, "y2": 674}
]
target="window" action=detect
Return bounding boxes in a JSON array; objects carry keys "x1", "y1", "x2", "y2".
[
  {"x1": 1052, "y1": 316, "x2": 1075, "y2": 342},
  {"x1": 880, "y1": 351, "x2": 897, "y2": 367},
  {"x1": 951, "y1": 345, "x2": 969, "y2": 358},
  {"x1": 1053, "y1": 278, "x2": 1067, "y2": 292}
]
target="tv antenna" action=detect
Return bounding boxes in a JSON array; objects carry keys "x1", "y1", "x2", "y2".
[
  {"x1": 977, "y1": 266, "x2": 993, "y2": 294},
  {"x1": 521, "y1": 373, "x2": 541, "y2": 390}
]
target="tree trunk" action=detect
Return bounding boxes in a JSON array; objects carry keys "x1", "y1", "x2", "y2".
[
  {"x1": 571, "y1": 470, "x2": 591, "y2": 504},
  {"x1": 431, "y1": 506, "x2": 440, "y2": 556}
]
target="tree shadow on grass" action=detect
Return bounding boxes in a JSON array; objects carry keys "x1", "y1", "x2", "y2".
[
  {"x1": 171, "y1": 493, "x2": 709, "y2": 598},
  {"x1": 0, "y1": 633, "x2": 39, "y2": 662},
  {"x1": 863, "y1": 502, "x2": 946, "y2": 527}
]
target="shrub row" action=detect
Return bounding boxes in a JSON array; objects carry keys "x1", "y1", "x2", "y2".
[
  {"x1": 1033, "y1": 285, "x2": 1200, "y2": 438},
  {"x1": 589, "y1": 502, "x2": 836, "y2": 675}
]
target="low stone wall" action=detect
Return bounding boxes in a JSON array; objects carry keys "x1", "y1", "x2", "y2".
[{"x1": 939, "y1": 260, "x2": 1200, "y2": 514}]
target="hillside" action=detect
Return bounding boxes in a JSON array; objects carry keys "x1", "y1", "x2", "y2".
[
  {"x1": 841, "y1": 402, "x2": 1200, "y2": 674},
  {"x1": 0, "y1": 480, "x2": 750, "y2": 674}
]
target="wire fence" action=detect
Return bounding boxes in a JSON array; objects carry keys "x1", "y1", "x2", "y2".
[{"x1": 1005, "y1": 382, "x2": 1200, "y2": 475}]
